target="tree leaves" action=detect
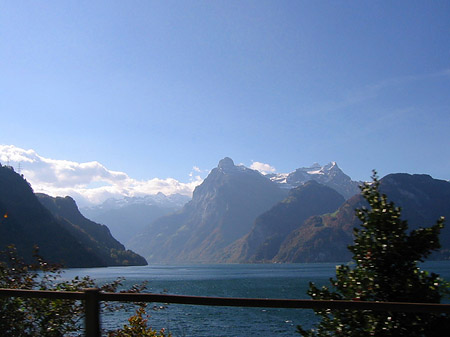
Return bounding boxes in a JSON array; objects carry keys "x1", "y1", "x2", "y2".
[
  {"x1": 298, "y1": 171, "x2": 450, "y2": 336},
  {"x1": 0, "y1": 245, "x2": 155, "y2": 336}
]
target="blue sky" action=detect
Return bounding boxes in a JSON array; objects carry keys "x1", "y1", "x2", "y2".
[{"x1": 1, "y1": 1, "x2": 449, "y2": 202}]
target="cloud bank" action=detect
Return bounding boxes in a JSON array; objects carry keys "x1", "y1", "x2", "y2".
[{"x1": 0, "y1": 145, "x2": 202, "y2": 207}]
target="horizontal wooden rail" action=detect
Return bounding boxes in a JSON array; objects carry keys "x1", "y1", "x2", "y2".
[
  {"x1": 2, "y1": 288, "x2": 450, "y2": 313},
  {"x1": 2, "y1": 287, "x2": 450, "y2": 337},
  {"x1": 99, "y1": 291, "x2": 450, "y2": 313}
]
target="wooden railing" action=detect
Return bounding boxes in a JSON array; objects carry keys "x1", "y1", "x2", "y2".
[{"x1": 2, "y1": 288, "x2": 450, "y2": 337}]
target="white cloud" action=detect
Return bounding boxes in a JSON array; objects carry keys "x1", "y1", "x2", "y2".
[
  {"x1": 250, "y1": 161, "x2": 276, "y2": 174},
  {"x1": 0, "y1": 145, "x2": 202, "y2": 207},
  {"x1": 189, "y1": 166, "x2": 207, "y2": 182}
]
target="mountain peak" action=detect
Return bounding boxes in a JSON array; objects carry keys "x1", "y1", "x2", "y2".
[
  {"x1": 323, "y1": 161, "x2": 338, "y2": 170},
  {"x1": 218, "y1": 157, "x2": 235, "y2": 169},
  {"x1": 269, "y1": 161, "x2": 360, "y2": 199}
]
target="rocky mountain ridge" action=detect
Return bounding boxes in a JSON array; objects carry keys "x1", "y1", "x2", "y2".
[
  {"x1": 128, "y1": 157, "x2": 288, "y2": 262},
  {"x1": 273, "y1": 173, "x2": 450, "y2": 263},
  {"x1": 128, "y1": 159, "x2": 449, "y2": 264},
  {"x1": 93, "y1": 160, "x2": 359, "y2": 248},
  {"x1": 5, "y1": 156, "x2": 447, "y2": 266},
  {"x1": 267, "y1": 162, "x2": 360, "y2": 199}
]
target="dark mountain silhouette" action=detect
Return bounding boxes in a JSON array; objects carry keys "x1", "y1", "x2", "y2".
[
  {"x1": 0, "y1": 164, "x2": 146, "y2": 267},
  {"x1": 37, "y1": 194, "x2": 147, "y2": 266}
]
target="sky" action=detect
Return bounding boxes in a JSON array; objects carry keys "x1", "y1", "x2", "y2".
[{"x1": 1, "y1": 1, "x2": 449, "y2": 206}]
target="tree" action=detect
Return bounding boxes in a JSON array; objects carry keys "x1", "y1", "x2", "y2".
[
  {"x1": 298, "y1": 172, "x2": 450, "y2": 336},
  {"x1": 0, "y1": 245, "x2": 165, "y2": 336}
]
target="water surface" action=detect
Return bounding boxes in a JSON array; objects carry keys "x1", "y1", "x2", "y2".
[{"x1": 61, "y1": 261, "x2": 450, "y2": 337}]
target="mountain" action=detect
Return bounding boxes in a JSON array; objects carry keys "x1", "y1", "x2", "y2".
[
  {"x1": 37, "y1": 194, "x2": 147, "y2": 266},
  {"x1": 273, "y1": 195, "x2": 360, "y2": 263},
  {"x1": 129, "y1": 157, "x2": 288, "y2": 263},
  {"x1": 267, "y1": 162, "x2": 360, "y2": 199},
  {"x1": 81, "y1": 193, "x2": 189, "y2": 245},
  {"x1": 274, "y1": 173, "x2": 450, "y2": 263},
  {"x1": 223, "y1": 180, "x2": 345, "y2": 262},
  {"x1": 83, "y1": 193, "x2": 189, "y2": 211},
  {"x1": 0, "y1": 164, "x2": 146, "y2": 267},
  {"x1": 0, "y1": 164, "x2": 102, "y2": 267}
]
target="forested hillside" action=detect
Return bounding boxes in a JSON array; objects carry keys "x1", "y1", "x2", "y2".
[{"x1": 0, "y1": 164, "x2": 146, "y2": 267}]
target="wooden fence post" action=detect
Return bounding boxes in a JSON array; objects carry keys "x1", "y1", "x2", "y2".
[{"x1": 84, "y1": 288, "x2": 101, "y2": 337}]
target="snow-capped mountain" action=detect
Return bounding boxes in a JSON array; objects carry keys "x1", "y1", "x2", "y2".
[
  {"x1": 267, "y1": 162, "x2": 360, "y2": 199},
  {"x1": 80, "y1": 193, "x2": 190, "y2": 245},
  {"x1": 82, "y1": 192, "x2": 190, "y2": 212}
]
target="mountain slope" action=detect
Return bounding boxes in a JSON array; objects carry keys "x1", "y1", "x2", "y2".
[
  {"x1": 0, "y1": 164, "x2": 146, "y2": 267},
  {"x1": 37, "y1": 194, "x2": 147, "y2": 266},
  {"x1": 274, "y1": 173, "x2": 450, "y2": 262},
  {"x1": 0, "y1": 165, "x2": 103, "y2": 267},
  {"x1": 223, "y1": 180, "x2": 345, "y2": 262},
  {"x1": 129, "y1": 157, "x2": 288, "y2": 263}
]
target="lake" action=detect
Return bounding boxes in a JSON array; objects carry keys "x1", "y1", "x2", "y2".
[{"x1": 61, "y1": 261, "x2": 450, "y2": 337}]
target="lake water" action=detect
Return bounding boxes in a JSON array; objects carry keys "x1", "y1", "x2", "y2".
[{"x1": 61, "y1": 261, "x2": 450, "y2": 337}]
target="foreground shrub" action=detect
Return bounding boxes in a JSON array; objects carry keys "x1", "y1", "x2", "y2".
[{"x1": 0, "y1": 245, "x2": 165, "y2": 336}]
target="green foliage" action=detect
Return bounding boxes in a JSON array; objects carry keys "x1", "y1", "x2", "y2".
[
  {"x1": 0, "y1": 245, "x2": 91, "y2": 336},
  {"x1": 108, "y1": 305, "x2": 172, "y2": 337},
  {"x1": 0, "y1": 245, "x2": 162, "y2": 337},
  {"x1": 298, "y1": 172, "x2": 450, "y2": 337}
]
